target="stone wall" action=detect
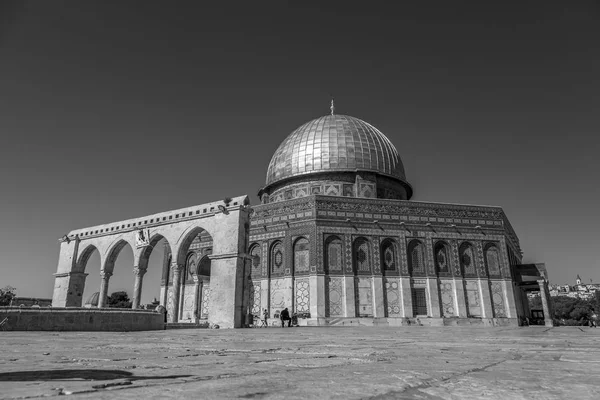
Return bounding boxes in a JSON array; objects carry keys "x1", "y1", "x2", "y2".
[{"x1": 0, "y1": 307, "x2": 165, "y2": 331}]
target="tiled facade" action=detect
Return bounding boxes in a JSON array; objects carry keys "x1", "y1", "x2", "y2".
[{"x1": 244, "y1": 195, "x2": 522, "y2": 325}]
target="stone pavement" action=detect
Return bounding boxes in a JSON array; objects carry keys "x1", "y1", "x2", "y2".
[{"x1": 1, "y1": 326, "x2": 599, "y2": 399}]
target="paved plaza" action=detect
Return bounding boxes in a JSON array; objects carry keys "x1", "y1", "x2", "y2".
[{"x1": 1, "y1": 326, "x2": 599, "y2": 399}]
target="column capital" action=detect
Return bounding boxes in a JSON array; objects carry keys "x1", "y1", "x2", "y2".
[
  {"x1": 192, "y1": 275, "x2": 200, "y2": 284},
  {"x1": 100, "y1": 271, "x2": 113, "y2": 279},
  {"x1": 171, "y1": 262, "x2": 185, "y2": 272},
  {"x1": 133, "y1": 266, "x2": 147, "y2": 277}
]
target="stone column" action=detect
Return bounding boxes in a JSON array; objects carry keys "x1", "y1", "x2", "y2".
[
  {"x1": 478, "y1": 279, "x2": 494, "y2": 319},
  {"x1": 399, "y1": 277, "x2": 413, "y2": 318},
  {"x1": 98, "y1": 271, "x2": 112, "y2": 308},
  {"x1": 503, "y1": 280, "x2": 518, "y2": 319},
  {"x1": 170, "y1": 263, "x2": 184, "y2": 323},
  {"x1": 343, "y1": 276, "x2": 357, "y2": 317},
  {"x1": 426, "y1": 278, "x2": 441, "y2": 317},
  {"x1": 192, "y1": 275, "x2": 201, "y2": 322},
  {"x1": 537, "y1": 279, "x2": 554, "y2": 327},
  {"x1": 131, "y1": 267, "x2": 147, "y2": 309}
]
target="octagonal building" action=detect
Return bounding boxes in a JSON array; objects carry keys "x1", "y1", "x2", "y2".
[{"x1": 244, "y1": 111, "x2": 528, "y2": 325}]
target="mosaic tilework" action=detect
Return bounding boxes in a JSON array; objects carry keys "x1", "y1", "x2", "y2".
[
  {"x1": 439, "y1": 280, "x2": 456, "y2": 317},
  {"x1": 354, "y1": 237, "x2": 372, "y2": 273},
  {"x1": 249, "y1": 244, "x2": 262, "y2": 278},
  {"x1": 464, "y1": 280, "x2": 481, "y2": 317},
  {"x1": 460, "y1": 243, "x2": 476, "y2": 276},
  {"x1": 372, "y1": 236, "x2": 381, "y2": 274},
  {"x1": 326, "y1": 277, "x2": 344, "y2": 317},
  {"x1": 490, "y1": 281, "x2": 507, "y2": 317},
  {"x1": 325, "y1": 236, "x2": 343, "y2": 272},
  {"x1": 295, "y1": 278, "x2": 310, "y2": 313},
  {"x1": 271, "y1": 241, "x2": 284, "y2": 275},
  {"x1": 250, "y1": 281, "x2": 261, "y2": 315},
  {"x1": 485, "y1": 244, "x2": 501, "y2": 276},
  {"x1": 200, "y1": 284, "x2": 210, "y2": 319},
  {"x1": 166, "y1": 287, "x2": 174, "y2": 318},
  {"x1": 270, "y1": 279, "x2": 286, "y2": 310},
  {"x1": 293, "y1": 238, "x2": 310, "y2": 273},
  {"x1": 475, "y1": 241, "x2": 486, "y2": 278},
  {"x1": 384, "y1": 278, "x2": 402, "y2": 317}
]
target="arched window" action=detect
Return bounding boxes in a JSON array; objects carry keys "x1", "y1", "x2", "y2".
[
  {"x1": 325, "y1": 236, "x2": 343, "y2": 273},
  {"x1": 408, "y1": 240, "x2": 425, "y2": 274},
  {"x1": 380, "y1": 239, "x2": 397, "y2": 272},
  {"x1": 293, "y1": 237, "x2": 310, "y2": 274},
  {"x1": 186, "y1": 252, "x2": 197, "y2": 281},
  {"x1": 198, "y1": 255, "x2": 211, "y2": 277},
  {"x1": 459, "y1": 242, "x2": 476, "y2": 275},
  {"x1": 484, "y1": 244, "x2": 501, "y2": 276},
  {"x1": 434, "y1": 241, "x2": 450, "y2": 275},
  {"x1": 270, "y1": 241, "x2": 284, "y2": 274},
  {"x1": 249, "y1": 244, "x2": 261, "y2": 277},
  {"x1": 353, "y1": 237, "x2": 371, "y2": 273}
]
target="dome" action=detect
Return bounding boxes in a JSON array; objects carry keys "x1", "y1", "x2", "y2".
[
  {"x1": 84, "y1": 292, "x2": 99, "y2": 307},
  {"x1": 265, "y1": 114, "x2": 408, "y2": 188}
]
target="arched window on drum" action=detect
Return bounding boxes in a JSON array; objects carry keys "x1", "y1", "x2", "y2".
[
  {"x1": 434, "y1": 241, "x2": 450, "y2": 276},
  {"x1": 324, "y1": 236, "x2": 343, "y2": 274},
  {"x1": 270, "y1": 241, "x2": 284, "y2": 275},
  {"x1": 353, "y1": 237, "x2": 371, "y2": 274},
  {"x1": 484, "y1": 243, "x2": 501, "y2": 276},
  {"x1": 459, "y1": 242, "x2": 476, "y2": 276},
  {"x1": 249, "y1": 244, "x2": 261, "y2": 278},
  {"x1": 407, "y1": 240, "x2": 425, "y2": 275},
  {"x1": 293, "y1": 237, "x2": 310, "y2": 274},
  {"x1": 380, "y1": 239, "x2": 397, "y2": 274}
]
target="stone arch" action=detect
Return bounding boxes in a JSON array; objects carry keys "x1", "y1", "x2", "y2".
[
  {"x1": 380, "y1": 238, "x2": 397, "y2": 274},
  {"x1": 324, "y1": 235, "x2": 343, "y2": 274},
  {"x1": 270, "y1": 240, "x2": 284, "y2": 275},
  {"x1": 353, "y1": 237, "x2": 371, "y2": 274},
  {"x1": 174, "y1": 226, "x2": 213, "y2": 267},
  {"x1": 484, "y1": 243, "x2": 501, "y2": 276},
  {"x1": 293, "y1": 237, "x2": 310, "y2": 275},
  {"x1": 104, "y1": 239, "x2": 134, "y2": 274},
  {"x1": 459, "y1": 242, "x2": 476, "y2": 276},
  {"x1": 407, "y1": 239, "x2": 425, "y2": 275},
  {"x1": 75, "y1": 244, "x2": 100, "y2": 273},
  {"x1": 137, "y1": 234, "x2": 172, "y2": 271},
  {"x1": 248, "y1": 243, "x2": 262, "y2": 278},
  {"x1": 433, "y1": 240, "x2": 451, "y2": 276}
]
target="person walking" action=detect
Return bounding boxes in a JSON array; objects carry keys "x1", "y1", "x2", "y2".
[
  {"x1": 280, "y1": 308, "x2": 292, "y2": 328},
  {"x1": 261, "y1": 309, "x2": 269, "y2": 327}
]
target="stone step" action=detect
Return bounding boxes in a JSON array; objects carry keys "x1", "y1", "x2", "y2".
[{"x1": 166, "y1": 323, "x2": 209, "y2": 330}]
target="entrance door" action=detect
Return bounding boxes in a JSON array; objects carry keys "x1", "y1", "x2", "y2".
[
  {"x1": 412, "y1": 288, "x2": 428, "y2": 316},
  {"x1": 356, "y1": 277, "x2": 373, "y2": 317}
]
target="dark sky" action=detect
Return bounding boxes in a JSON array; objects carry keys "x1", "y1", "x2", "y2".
[{"x1": 1, "y1": 1, "x2": 599, "y2": 302}]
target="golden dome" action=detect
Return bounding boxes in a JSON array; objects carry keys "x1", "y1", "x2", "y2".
[{"x1": 265, "y1": 114, "x2": 408, "y2": 187}]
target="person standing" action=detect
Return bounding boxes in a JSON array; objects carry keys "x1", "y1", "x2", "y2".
[
  {"x1": 590, "y1": 308, "x2": 598, "y2": 328},
  {"x1": 280, "y1": 308, "x2": 292, "y2": 328}
]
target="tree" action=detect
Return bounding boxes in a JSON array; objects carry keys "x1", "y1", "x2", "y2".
[
  {"x1": 0, "y1": 286, "x2": 16, "y2": 306},
  {"x1": 107, "y1": 291, "x2": 132, "y2": 309}
]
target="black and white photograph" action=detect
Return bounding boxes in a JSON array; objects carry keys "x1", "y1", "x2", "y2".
[{"x1": 1, "y1": 1, "x2": 599, "y2": 398}]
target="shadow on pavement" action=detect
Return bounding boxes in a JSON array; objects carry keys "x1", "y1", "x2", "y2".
[{"x1": 0, "y1": 369, "x2": 191, "y2": 382}]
